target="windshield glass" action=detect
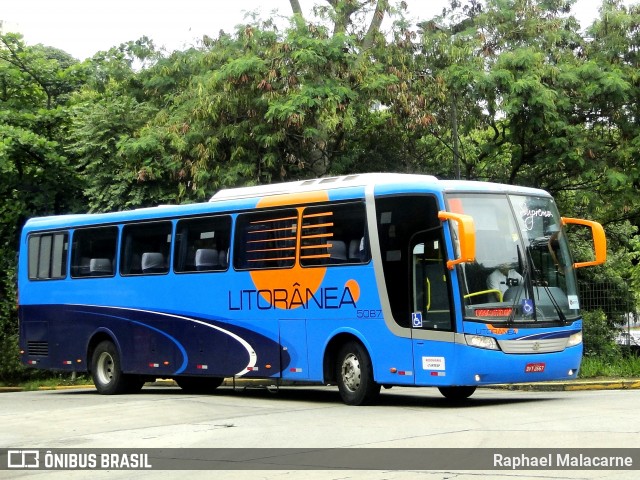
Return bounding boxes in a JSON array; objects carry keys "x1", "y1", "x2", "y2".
[{"x1": 448, "y1": 193, "x2": 580, "y2": 324}]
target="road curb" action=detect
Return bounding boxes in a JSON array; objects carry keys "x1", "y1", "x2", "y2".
[
  {"x1": 491, "y1": 378, "x2": 640, "y2": 392},
  {"x1": 0, "y1": 385, "x2": 95, "y2": 393},
  {"x1": 2, "y1": 378, "x2": 640, "y2": 393}
]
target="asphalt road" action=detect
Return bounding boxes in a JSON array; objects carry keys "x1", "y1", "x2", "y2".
[{"x1": 1, "y1": 384, "x2": 639, "y2": 479}]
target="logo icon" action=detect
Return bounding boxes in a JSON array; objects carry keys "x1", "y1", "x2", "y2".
[
  {"x1": 8, "y1": 450, "x2": 40, "y2": 469},
  {"x1": 412, "y1": 312, "x2": 423, "y2": 328}
]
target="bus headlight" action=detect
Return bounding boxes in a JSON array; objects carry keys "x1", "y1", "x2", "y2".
[
  {"x1": 465, "y1": 334, "x2": 499, "y2": 350},
  {"x1": 567, "y1": 331, "x2": 583, "y2": 347}
]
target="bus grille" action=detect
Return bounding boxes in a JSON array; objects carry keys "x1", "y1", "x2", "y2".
[
  {"x1": 28, "y1": 341, "x2": 49, "y2": 357},
  {"x1": 498, "y1": 338, "x2": 568, "y2": 354}
]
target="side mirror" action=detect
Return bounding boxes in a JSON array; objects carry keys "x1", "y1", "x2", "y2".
[
  {"x1": 438, "y1": 211, "x2": 476, "y2": 270},
  {"x1": 561, "y1": 217, "x2": 607, "y2": 268}
]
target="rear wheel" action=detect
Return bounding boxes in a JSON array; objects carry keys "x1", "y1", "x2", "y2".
[
  {"x1": 91, "y1": 340, "x2": 140, "y2": 394},
  {"x1": 176, "y1": 376, "x2": 224, "y2": 394},
  {"x1": 438, "y1": 386, "x2": 476, "y2": 401},
  {"x1": 336, "y1": 341, "x2": 380, "y2": 405}
]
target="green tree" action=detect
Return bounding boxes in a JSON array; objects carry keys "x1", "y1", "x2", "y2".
[
  {"x1": 68, "y1": 2, "x2": 407, "y2": 206},
  {"x1": 0, "y1": 33, "x2": 87, "y2": 380},
  {"x1": 582, "y1": 0, "x2": 640, "y2": 228},
  {"x1": 406, "y1": 1, "x2": 638, "y2": 287},
  {"x1": 70, "y1": 38, "x2": 171, "y2": 211}
]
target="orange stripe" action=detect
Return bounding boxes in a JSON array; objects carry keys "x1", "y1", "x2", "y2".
[
  {"x1": 300, "y1": 244, "x2": 331, "y2": 250},
  {"x1": 302, "y1": 222, "x2": 334, "y2": 229},
  {"x1": 247, "y1": 257, "x2": 295, "y2": 263},
  {"x1": 248, "y1": 227, "x2": 295, "y2": 235},
  {"x1": 257, "y1": 191, "x2": 329, "y2": 208},
  {"x1": 247, "y1": 238, "x2": 296, "y2": 245},
  {"x1": 250, "y1": 216, "x2": 297, "y2": 224},
  {"x1": 303, "y1": 211, "x2": 333, "y2": 219},
  {"x1": 300, "y1": 233, "x2": 333, "y2": 240},
  {"x1": 247, "y1": 246, "x2": 296, "y2": 253}
]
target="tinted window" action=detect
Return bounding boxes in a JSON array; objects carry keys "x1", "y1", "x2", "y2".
[
  {"x1": 300, "y1": 202, "x2": 369, "y2": 266},
  {"x1": 174, "y1": 216, "x2": 231, "y2": 272},
  {"x1": 234, "y1": 209, "x2": 297, "y2": 270},
  {"x1": 120, "y1": 222, "x2": 172, "y2": 275},
  {"x1": 28, "y1": 232, "x2": 68, "y2": 280},
  {"x1": 71, "y1": 227, "x2": 118, "y2": 278}
]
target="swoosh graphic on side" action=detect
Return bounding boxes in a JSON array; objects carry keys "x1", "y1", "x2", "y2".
[
  {"x1": 71, "y1": 305, "x2": 258, "y2": 376},
  {"x1": 70, "y1": 309, "x2": 189, "y2": 374}
]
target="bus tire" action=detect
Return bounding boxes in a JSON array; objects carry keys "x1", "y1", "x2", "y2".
[
  {"x1": 438, "y1": 386, "x2": 476, "y2": 401},
  {"x1": 176, "y1": 376, "x2": 224, "y2": 393},
  {"x1": 336, "y1": 341, "x2": 380, "y2": 406},
  {"x1": 91, "y1": 340, "x2": 133, "y2": 395}
]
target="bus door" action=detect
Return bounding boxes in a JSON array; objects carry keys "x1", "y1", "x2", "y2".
[{"x1": 410, "y1": 230, "x2": 457, "y2": 385}]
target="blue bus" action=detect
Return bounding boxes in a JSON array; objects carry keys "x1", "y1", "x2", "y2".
[{"x1": 18, "y1": 173, "x2": 606, "y2": 405}]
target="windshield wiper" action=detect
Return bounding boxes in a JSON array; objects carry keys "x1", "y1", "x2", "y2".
[
  {"x1": 525, "y1": 242, "x2": 567, "y2": 324},
  {"x1": 503, "y1": 245, "x2": 531, "y2": 325}
]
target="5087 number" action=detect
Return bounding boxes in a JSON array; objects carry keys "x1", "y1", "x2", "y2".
[{"x1": 356, "y1": 309, "x2": 382, "y2": 318}]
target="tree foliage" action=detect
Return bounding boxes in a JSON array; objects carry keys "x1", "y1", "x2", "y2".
[{"x1": 0, "y1": 33, "x2": 87, "y2": 380}]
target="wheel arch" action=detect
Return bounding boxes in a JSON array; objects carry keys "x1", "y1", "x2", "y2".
[
  {"x1": 322, "y1": 330, "x2": 374, "y2": 384},
  {"x1": 86, "y1": 328, "x2": 120, "y2": 373}
]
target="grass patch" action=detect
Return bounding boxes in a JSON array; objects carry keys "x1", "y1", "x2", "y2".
[
  {"x1": 0, "y1": 373, "x2": 92, "y2": 390},
  {"x1": 579, "y1": 354, "x2": 640, "y2": 378}
]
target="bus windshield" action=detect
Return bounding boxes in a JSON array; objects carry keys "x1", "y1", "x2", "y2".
[{"x1": 448, "y1": 193, "x2": 579, "y2": 324}]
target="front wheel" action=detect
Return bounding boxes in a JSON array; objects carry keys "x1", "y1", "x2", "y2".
[
  {"x1": 336, "y1": 341, "x2": 380, "y2": 406},
  {"x1": 438, "y1": 386, "x2": 476, "y2": 401},
  {"x1": 91, "y1": 340, "x2": 140, "y2": 395}
]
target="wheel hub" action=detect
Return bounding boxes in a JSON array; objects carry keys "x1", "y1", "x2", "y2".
[
  {"x1": 96, "y1": 351, "x2": 114, "y2": 385},
  {"x1": 341, "y1": 353, "x2": 361, "y2": 392}
]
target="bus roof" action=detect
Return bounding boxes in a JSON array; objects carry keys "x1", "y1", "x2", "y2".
[
  {"x1": 210, "y1": 173, "x2": 549, "y2": 201},
  {"x1": 22, "y1": 173, "x2": 550, "y2": 231},
  {"x1": 438, "y1": 179, "x2": 551, "y2": 196},
  {"x1": 208, "y1": 173, "x2": 438, "y2": 201}
]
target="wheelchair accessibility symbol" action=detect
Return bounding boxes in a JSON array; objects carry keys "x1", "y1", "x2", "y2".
[
  {"x1": 412, "y1": 312, "x2": 423, "y2": 328},
  {"x1": 521, "y1": 299, "x2": 534, "y2": 316}
]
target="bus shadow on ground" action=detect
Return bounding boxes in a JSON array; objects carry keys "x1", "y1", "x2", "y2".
[
  {"x1": 218, "y1": 386, "x2": 557, "y2": 408},
  {"x1": 64, "y1": 384, "x2": 558, "y2": 408}
]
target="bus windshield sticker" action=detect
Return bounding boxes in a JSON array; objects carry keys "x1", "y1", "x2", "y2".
[
  {"x1": 521, "y1": 299, "x2": 534, "y2": 316},
  {"x1": 568, "y1": 295, "x2": 579, "y2": 310}
]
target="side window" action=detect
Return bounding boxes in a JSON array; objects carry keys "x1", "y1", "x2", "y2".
[
  {"x1": 234, "y1": 209, "x2": 297, "y2": 270},
  {"x1": 174, "y1": 216, "x2": 231, "y2": 272},
  {"x1": 300, "y1": 202, "x2": 369, "y2": 267},
  {"x1": 120, "y1": 222, "x2": 172, "y2": 275},
  {"x1": 71, "y1": 227, "x2": 118, "y2": 278},
  {"x1": 28, "y1": 232, "x2": 68, "y2": 280}
]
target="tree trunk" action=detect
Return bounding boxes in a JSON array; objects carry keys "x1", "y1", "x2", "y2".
[{"x1": 362, "y1": 0, "x2": 388, "y2": 52}]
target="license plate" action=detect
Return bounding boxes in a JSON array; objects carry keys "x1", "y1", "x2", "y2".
[{"x1": 525, "y1": 362, "x2": 546, "y2": 373}]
